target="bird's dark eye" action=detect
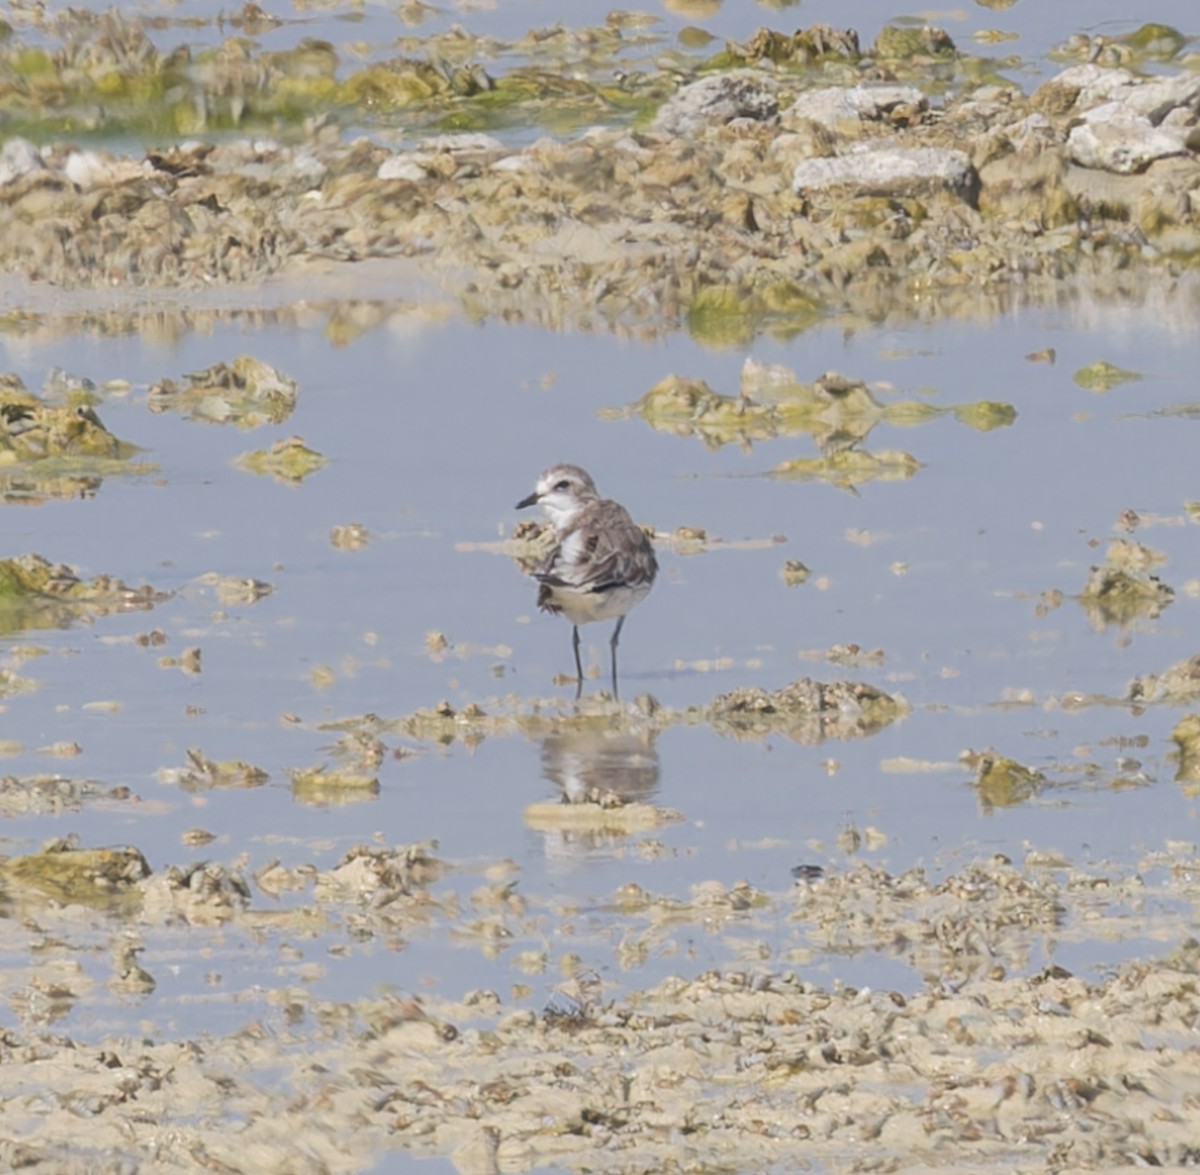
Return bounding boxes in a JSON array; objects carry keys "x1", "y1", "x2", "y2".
[{"x1": 554, "y1": 479, "x2": 570, "y2": 491}]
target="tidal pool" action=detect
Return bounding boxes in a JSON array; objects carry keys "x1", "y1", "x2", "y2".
[
  {"x1": 1, "y1": 290, "x2": 1198, "y2": 1005},
  {"x1": 2, "y1": 1, "x2": 1200, "y2": 1170}
]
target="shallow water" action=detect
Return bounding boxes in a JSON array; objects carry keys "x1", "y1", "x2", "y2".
[
  {"x1": 4, "y1": 10, "x2": 1200, "y2": 1166},
  {"x1": 101, "y1": 0, "x2": 1200, "y2": 86},
  {"x1": 2, "y1": 281, "x2": 1200, "y2": 1036}
]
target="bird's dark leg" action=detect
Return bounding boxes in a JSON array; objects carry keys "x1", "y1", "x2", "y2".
[
  {"x1": 572, "y1": 625, "x2": 583, "y2": 700},
  {"x1": 610, "y1": 615, "x2": 626, "y2": 701}
]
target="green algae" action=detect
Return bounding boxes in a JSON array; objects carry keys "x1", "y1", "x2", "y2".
[
  {"x1": 0, "y1": 553, "x2": 168, "y2": 637},
  {"x1": 1171, "y1": 714, "x2": 1200, "y2": 790},
  {"x1": 234, "y1": 435, "x2": 328, "y2": 484},
  {"x1": 873, "y1": 25, "x2": 957, "y2": 62},
  {"x1": 630, "y1": 366, "x2": 1014, "y2": 456},
  {"x1": 1078, "y1": 538, "x2": 1173, "y2": 629},
  {"x1": 0, "y1": 13, "x2": 673, "y2": 144},
  {"x1": 0, "y1": 841, "x2": 150, "y2": 909},
  {"x1": 705, "y1": 25, "x2": 862, "y2": 71},
  {"x1": 771, "y1": 449, "x2": 923, "y2": 489},
  {"x1": 966, "y1": 749, "x2": 1044, "y2": 809},
  {"x1": 290, "y1": 765, "x2": 381, "y2": 806},
  {"x1": 953, "y1": 401, "x2": 1018, "y2": 431},
  {"x1": 1122, "y1": 23, "x2": 1187, "y2": 59},
  {"x1": 686, "y1": 286, "x2": 765, "y2": 349},
  {"x1": 1073, "y1": 360, "x2": 1144, "y2": 392}
]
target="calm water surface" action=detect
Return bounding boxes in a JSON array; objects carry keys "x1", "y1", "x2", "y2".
[
  {"x1": 2, "y1": 0, "x2": 1200, "y2": 1041},
  {"x1": 2, "y1": 288, "x2": 1200, "y2": 1030}
]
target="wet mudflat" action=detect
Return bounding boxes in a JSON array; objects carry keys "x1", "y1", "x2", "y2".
[{"x1": 2, "y1": 1, "x2": 1200, "y2": 1172}]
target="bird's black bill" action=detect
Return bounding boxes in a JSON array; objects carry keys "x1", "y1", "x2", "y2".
[{"x1": 516, "y1": 491, "x2": 540, "y2": 509}]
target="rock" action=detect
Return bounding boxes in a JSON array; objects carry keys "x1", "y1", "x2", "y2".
[
  {"x1": 0, "y1": 137, "x2": 46, "y2": 186},
  {"x1": 417, "y1": 132, "x2": 505, "y2": 153},
  {"x1": 281, "y1": 149, "x2": 327, "y2": 186},
  {"x1": 1034, "y1": 64, "x2": 1137, "y2": 115},
  {"x1": 1067, "y1": 104, "x2": 1189, "y2": 173},
  {"x1": 63, "y1": 150, "x2": 141, "y2": 190},
  {"x1": 785, "y1": 84, "x2": 927, "y2": 129},
  {"x1": 652, "y1": 70, "x2": 780, "y2": 136},
  {"x1": 793, "y1": 146, "x2": 978, "y2": 203},
  {"x1": 377, "y1": 155, "x2": 428, "y2": 182}
]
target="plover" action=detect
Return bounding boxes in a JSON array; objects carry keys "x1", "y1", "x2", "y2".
[{"x1": 516, "y1": 464, "x2": 657, "y2": 699}]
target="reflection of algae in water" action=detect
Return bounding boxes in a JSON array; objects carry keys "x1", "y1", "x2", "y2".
[
  {"x1": 686, "y1": 286, "x2": 764, "y2": 349},
  {"x1": 0, "y1": 13, "x2": 664, "y2": 141},
  {"x1": 1171, "y1": 714, "x2": 1200, "y2": 792},
  {"x1": 1078, "y1": 538, "x2": 1173, "y2": 629},
  {"x1": 290, "y1": 765, "x2": 381, "y2": 806},
  {"x1": 685, "y1": 283, "x2": 824, "y2": 349},
  {"x1": 1123, "y1": 22, "x2": 1187, "y2": 57},
  {"x1": 630, "y1": 366, "x2": 1015, "y2": 453},
  {"x1": 523, "y1": 799, "x2": 681, "y2": 835},
  {"x1": 771, "y1": 449, "x2": 923, "y2": 488},
  {"x1": 0, "y1": 553, "x2": 168, "y2": 636},
  {"x1": 234, "y1": 435, "x2": 328, "y2": 484},
  {"x1": 169, "y1": 748, "x2": 269, "y2": 792},
  {"x1": 952, "y1": 401, "x2": 1017, "y2": 430},
  {"x1": 148, "y1": 356, "x2": 298, "y2": 429},
  {"x1": 1073, "y1": 360, "x2": 1143, "y2": 392}
]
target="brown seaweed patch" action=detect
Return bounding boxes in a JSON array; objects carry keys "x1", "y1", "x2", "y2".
[
  {"x1": 159, "y1": 748, "x2": 269, "y2": 793},
  {"x1": 963, "y1": 748, "x2": 1045, "y2": 809},
  {"x1": 1078, "y1": 538, "x2": 1173, "y2": 629},
  {"x1": 348, "y1": 674, "x2": 904, "y2": 752},
  {"x1": 0, "y1": 773, "x2": 128, "y2": 817},
  {"x1": 708, "y1": 677, "x2": 905, "y2": 742},
  {"x1": 1128, "y1": 653, "x2": 1200, "y2": 706},
  {"x1": 148, "y1": 356, "x2": 298, "y2": 428}
]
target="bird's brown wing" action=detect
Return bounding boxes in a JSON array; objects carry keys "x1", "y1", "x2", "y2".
[{"x1": 536, "y1": 501, "x2": 657, "y2": 595}]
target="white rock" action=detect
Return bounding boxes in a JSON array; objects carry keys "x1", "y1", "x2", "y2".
[
  {"x1": 377, "y1": 156, "x2": 428, "y2": 182},
  {"x1": 283, "y1": 149, "x2": 327, "y2": 186},
  {"x1": 64, "y1": 151, "x2": 145, "y2": 190},
  {"x1": 652, "y1": 70, "x2": 779, "y2": 137},
  {"x1": 417, "y1": 132, "x2": 504, "y2": 153},
  {"x1": 1067, "y1": 108, "x2": 1188, "y2": 174},
  {"x1": 1120, "y1": 74, "x2": 1200, "y2": 122},
  {"x1": 786, "y1": 84, "x2": 926, "y2": 128},
  {"x1": 0, "y1": 137, "x2": 46, "y2": 186},
  {"x1": 793, "y1": 146, "x2": 977, "y2": 201},
  {"x1": 489, "y1": 154, "x2": 541, "y2": 174}
]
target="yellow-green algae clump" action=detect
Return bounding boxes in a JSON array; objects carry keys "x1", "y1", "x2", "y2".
[{"x1": 0, "y1": 553, "x2": 168, "y2": 636}]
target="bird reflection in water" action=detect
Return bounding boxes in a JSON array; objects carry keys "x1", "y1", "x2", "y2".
[{"x1": 534, "y1": 727, "x2": 661, "y2": 861}]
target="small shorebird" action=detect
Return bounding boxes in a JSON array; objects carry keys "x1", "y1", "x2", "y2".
[{"x1": 517, "y1": 464, "x2": 657, "y2": 699}]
